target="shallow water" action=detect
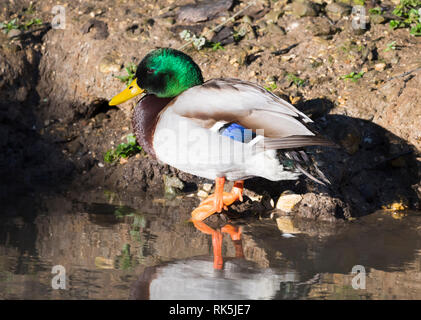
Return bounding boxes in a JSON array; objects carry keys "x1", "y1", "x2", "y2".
[{"x1": 0, "y1": 191, "x2": 420, "y2": 300}]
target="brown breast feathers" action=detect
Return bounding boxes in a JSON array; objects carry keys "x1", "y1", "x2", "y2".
[{"x1": 132, "y1": 94, "x2": 174, "y2": 159}]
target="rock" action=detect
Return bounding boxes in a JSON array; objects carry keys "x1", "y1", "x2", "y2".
[
  {"x1": 241, "y1": 15, "x2": 253, "y2": 24},
  {"x1": 163, "y1": 175, "x2": 185, "y2": 196},
  {"x1": 290, "y1": 0, "x2": 320, "y2": 17},
  {"x1": 177, "y1": 0, "x2": 233, "y2": 23},
  {"x1": 236, "y1": 23, "x2": 256, "y2": 41},
  {"x1": 295, "y1": 193, "x2": 352, "y2": 222},
  {"x1": 162, "y1": 17, "x2": 176, "y2": 26},
  {"x1": 99, "y1": 54, "x2": 122, "y2": 73},
  {"x1": 265, "y1": 10, "x2": 282, "y2": 24},
  {"x1": 266, "y1": 23, "x2": 286, "y2": 35},
  {"x1": 257, "y1": 20, "x2": 267, "y2": 30},
  {"x1": 244, "y1": 189, "x2": 264, "y2": 202},
  {"x1": 236, "y1": 50, "x2": 248, "y2": 66},
  {"x1": 276, "y1": 192, "x2": 303, "y2": 212},
  {"x1": 374, "y1": 62, "x2": 386, "y2": 72},
  {"x1": 325, "y1": 2, "x2": 351, "y2": 19},
  {"x1": 202, "y1": 183, "x2": 213, "y2": 192},
  {"x1": 197, "y1": 190, "x2": 208, "y2": 198},
  {"x1": 310, "y1": 18, "x2": 338, "y2": 37},
  {"x1": 211, "y1": 26, "x2": 235, "y2": 45},
  {"x1": 7, "y1": 29, "x2": 22, "y2": 39},
  {"x1": 370, "y1": 14, "x2": 386, "y2": 24}
]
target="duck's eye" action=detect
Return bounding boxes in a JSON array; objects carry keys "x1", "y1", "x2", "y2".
[{"x1": 129, "y1": 86, "x2": 133, "y2": 89}]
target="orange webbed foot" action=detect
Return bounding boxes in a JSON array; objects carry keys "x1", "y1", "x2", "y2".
[{"x1": 190, "y1": 179, "x2": 245, "y2": 222}]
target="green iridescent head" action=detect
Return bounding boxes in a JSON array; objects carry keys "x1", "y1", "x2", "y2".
[{"x1": 135, "y1": 48, "x2": 204, "y2": 98}]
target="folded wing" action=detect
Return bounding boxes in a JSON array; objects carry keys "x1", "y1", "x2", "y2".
[{"x1": 171, "y1": 78, "x2": 335, "y2": 149}]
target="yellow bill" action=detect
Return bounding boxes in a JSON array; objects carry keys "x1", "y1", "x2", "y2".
[{"x1": 109, "y1": 79, "x2": 145, "y2": 106}]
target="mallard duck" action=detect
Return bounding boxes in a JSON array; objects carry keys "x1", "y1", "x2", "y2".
[{"x1": 109, "y1": 48, "x2": 335, "y2": 221}]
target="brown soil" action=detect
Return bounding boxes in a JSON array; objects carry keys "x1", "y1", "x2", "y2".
[{"x1": 1, "y1": 0, "x2": 420, "y2": 222}]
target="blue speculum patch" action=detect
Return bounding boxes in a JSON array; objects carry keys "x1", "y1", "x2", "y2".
[{"x1": 219, "y1": 123, "x2": 255, "y2": 143}]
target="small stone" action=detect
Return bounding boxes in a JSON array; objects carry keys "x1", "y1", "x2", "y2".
[
  {"x1": 236, "y1": 50, "x2": 248, "y2": 66},
  {"x1": 202, "y1": 183, "x2": 213, "y2": 192},
  {"x1": 266, "y1": 23, "x2": 286, "y2": 35},
  {"x1": 326, "y1": 2, "x2": 351, "y2": 19},
  {"x1": 290, "y1": 1, "x2": 319, "y2": 17},
  {"x1": 310, "y1": 19, "x2": 337, "y2": 37},
  {"x1": 237, "y1": 23, "x2": 256, "y2": 40},
  {"x1": 162, "y1": 17, "x2": 176, "y2": 25},
  {"x1": 257, "y1": 20, "x2": 267, "y2": 30},
  {"x1": 241, "y1": 15, "x2": 253, "y2": 24},
  {"x1": 7, "y1": 29, "x2": 22, "y2": 39},
  {"x1": 197, "y1": 190, "x2": 208, "y2": 198},
  {"x1": 276, "y1": 193, "x2": 303, "y2": 212},
  {"x1": 99, "y1": 54, "x2": 122, "y2": 73},
  {"x1": 265, "y1": 10, "x2": 282, "y2": 24},
  {"x1": 249, "y1": 70, "x2": 257, "y2": 77},
  {"x1": 281, "y1": 54, "x2": 296, "y2": 62},
  {"x1": 163, "y1": 175, "x2": 185, "y2": 196},
  {"x1": 98, "y1": 162, "x2": 104, "y2": 168},
  {"x1": 370, "y1": 14, "x2": 386, "y2": 24},
  {"x1": 119, "y1": 157, "x2": 128, "y2": 164},
  {"x1": 177, "y1": 0, "x2": 234, "y2": 23},
  {"x1": 374, "y1": 62, "x2": 386, "y2": 71}
]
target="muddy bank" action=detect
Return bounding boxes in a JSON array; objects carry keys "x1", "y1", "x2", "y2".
[{"x1": 0, "y1": 0, "x2": 420, "y2": 221}]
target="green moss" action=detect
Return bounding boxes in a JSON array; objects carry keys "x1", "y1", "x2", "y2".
[
  {"x1": 286, "y1": 73, "x2": 306, "y2": 87},
  {"x1": 104, "y1": 134, "x2": 142, "y2": 164},
  {"x1": 389, "y1": 0, "x2": 421, "y2": 36},
  {"x1": 0, "y1": 17, "x2": 43, "y2": 34},
  {"x1": 384, "y1": 41, "x2": 397, "y2": 52},
  {"x1": 264, "y1": 82, "x2": 278, "y2": 91},
  {"x1": 0, "y1": 19, "x2": 19, "y2": 34},
  {"x1": 369, "y1": 7, "x2": 383, "y2": 15},
  {"x1": 341, "y1": 70, "x2": 365, "y2": 82},
  {"x1": 114, "y1": 63, "x2": 137, "y2": 86},
  {"x1": 211, "y1": 42, "x2": 225, "y2": 51}
]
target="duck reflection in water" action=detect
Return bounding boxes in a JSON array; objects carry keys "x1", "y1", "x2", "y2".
[
  {"x1": 191, "y1": 220, "x2": 244, "y2": 270},
  {"x1": 129, "y1": 216, "x2": 301, "y2": 300}
]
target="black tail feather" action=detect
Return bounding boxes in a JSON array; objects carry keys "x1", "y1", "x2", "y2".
[{"x1": 283, "y1": 150, "x2": 331, "y2": 186}]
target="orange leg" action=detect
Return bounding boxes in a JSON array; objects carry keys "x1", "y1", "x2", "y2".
[
  {"x1": 214, "y1": 177, "x2": 225, "y2": 213},
  {"x1": 191, "y1": 180, "x2": 245, "y2": 221}
]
